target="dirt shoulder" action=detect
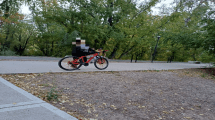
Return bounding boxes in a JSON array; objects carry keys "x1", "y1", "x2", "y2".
[{"x1": 1, "y1": 69, "x2": 215, "y2": 120}]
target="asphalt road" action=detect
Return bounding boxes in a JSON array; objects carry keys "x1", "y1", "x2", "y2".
[
  {"x1": 0, "y1": 56, "x2": 61, "y2": 61},
  {"x1": 0, "y1": 56, "x2": 190, "y2": 63},
  {"x1": 0, "y1": 56, "x2": 210, "y2": 74}
]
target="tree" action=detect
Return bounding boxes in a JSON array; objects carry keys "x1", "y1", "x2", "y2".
[
  {"x1": 29, "y1": 0, "x2": 160, "y2": 58},
  {"x1": 155, "y1": 0, "x2": 212, "y2": 62},
  {"x1": 202, "y1": 9, "x2": 215, "y2": 56},
  {"x1": 0, "y1": 0, "x2": 31, "y2": 55}
]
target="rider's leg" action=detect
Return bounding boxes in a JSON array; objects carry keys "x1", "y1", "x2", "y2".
[{"x1": 83, "y1": 57, "x2": 87, "y2": 62}]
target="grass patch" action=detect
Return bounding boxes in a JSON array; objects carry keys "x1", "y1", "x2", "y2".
[
  {"x1": 201, "y1": 73, "x2": 206, "y2": 78},
  {"x1": 185, "y1": 71, "x2": 189, "y2": 74},
  {"x1": 46, "y1": 87, "x2": 59, "y2": 101}
]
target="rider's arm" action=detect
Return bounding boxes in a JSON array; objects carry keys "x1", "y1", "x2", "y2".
[{"x1": 88, "y1": 48, "x2": 96, "y2": 54}]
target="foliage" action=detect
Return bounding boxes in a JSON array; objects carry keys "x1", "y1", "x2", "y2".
[
  {"x1": 0, "y1": 49, "x2": 17, "y2": 56},
  {"x1": 46, "y1": 87, "x2": 59, "y2": 101},
  {"x1": 202, "y1": 10, "x2": 215, "y2": 56},
  {"x1": 0, "y1": 0, "x2": 214, "y2": 63}
]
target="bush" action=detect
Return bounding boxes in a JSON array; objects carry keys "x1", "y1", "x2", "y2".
[
  {"x1": 198, "y1": 52, "x2": 215, "y2": 63},
  {"x1": 0, "y1": 50, "x2": 17, "y2": 56}
]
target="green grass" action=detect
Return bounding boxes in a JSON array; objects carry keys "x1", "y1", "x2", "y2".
[
  {"x1": 46, "y1": 87, "x2": 59, "y2": 101},
  {"x1": 201, "y1": 73, "x2": 206, "y2": 78}
]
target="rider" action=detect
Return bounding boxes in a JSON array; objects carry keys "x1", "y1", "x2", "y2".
[{"x1": 72, "y1": 38, "x2": 95, "y2": 67}]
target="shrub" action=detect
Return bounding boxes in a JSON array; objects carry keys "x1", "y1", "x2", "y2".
[{"x1": 0, "y1": 50, "x2": 17, "y2": 56}]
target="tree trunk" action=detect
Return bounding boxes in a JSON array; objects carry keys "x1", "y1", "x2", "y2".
[
  {"x1": 131, "y1": 54, "x2": 133, "y2": 63},
  {"x1": 135, "y1": 55, "x2": 137, "y2": 63},
  {"x1": 150, "y1": 47, "x2": 153, "y2": 62},
  {"x1": 51, "y1": 41, "x2": 54, "y2": 55},
  {"x1": 107, "y1": 2, "x2": 113, "y2": 27},
  {"x1": 94, "y1": 39, "x2": 99, "y2": 48},
  {"x1": 192, "y1": 54, "x2": 196, "y2": 61},
  {"x1": 110, "y1": 43, "x2": 119, "y2": 59},
  {"x1": 5, "y1": 28, "x2": 10, "y2": 48},
  {"x1": 118, "y1": 45, "x2": 136, "y2": 59},
  {"x1": 46, "y1": 40, "x2": 48, "y2": 56},
  {"x1": 169, "y1": 51, "x2": 175, "y2": 63}
]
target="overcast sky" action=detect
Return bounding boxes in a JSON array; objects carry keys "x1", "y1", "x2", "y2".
[{"x1": 19, "y1": 0, "x2": 174, "y2": 15}]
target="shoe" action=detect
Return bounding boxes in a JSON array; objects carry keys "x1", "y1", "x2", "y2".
[{"x1": 84, "y1": 63, "x2": 89, "y2": 66}]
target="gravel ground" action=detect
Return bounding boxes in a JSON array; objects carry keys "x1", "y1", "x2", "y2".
[{"x1": 1, "y1": 69, "x2": 215, "y2": 120}]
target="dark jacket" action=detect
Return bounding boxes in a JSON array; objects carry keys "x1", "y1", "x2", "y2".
[{"x1": 72, "y1": 47, "x2": 95, "y2": 57}]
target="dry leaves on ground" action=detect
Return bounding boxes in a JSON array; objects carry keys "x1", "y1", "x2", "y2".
[{"x1": 1, "y1": 69, "x2": 215, "y2": 120}]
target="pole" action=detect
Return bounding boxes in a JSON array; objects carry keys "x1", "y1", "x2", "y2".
[{"x1": 151, "y1": 36, "x2": 160, "y2": 63}]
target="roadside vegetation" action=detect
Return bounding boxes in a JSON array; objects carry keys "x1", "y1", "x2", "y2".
[{"x1": 0, "y1": 0, "x2": 215, "y2": 63}]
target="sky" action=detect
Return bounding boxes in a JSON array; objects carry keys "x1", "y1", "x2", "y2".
[
  {"x1": 150, "y1": 0, "x2": 174, "y2": 15},
  {"x1": 19, "y1": 0, "x2": 175, "y2": 15}
]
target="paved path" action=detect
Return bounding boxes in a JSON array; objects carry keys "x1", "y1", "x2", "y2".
[
  {"x1": 0, "y1": 77, "x2": 77, "y2": 120},
  {"x1": 0, "y1": 61, "x2": 210, "y2": 74},
  {"x1": 0, "y1": 57, "x2": 210, "y2": 120},
  {"x1": 0, "y1": 56, "x2": 61, "y2": 61}
]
